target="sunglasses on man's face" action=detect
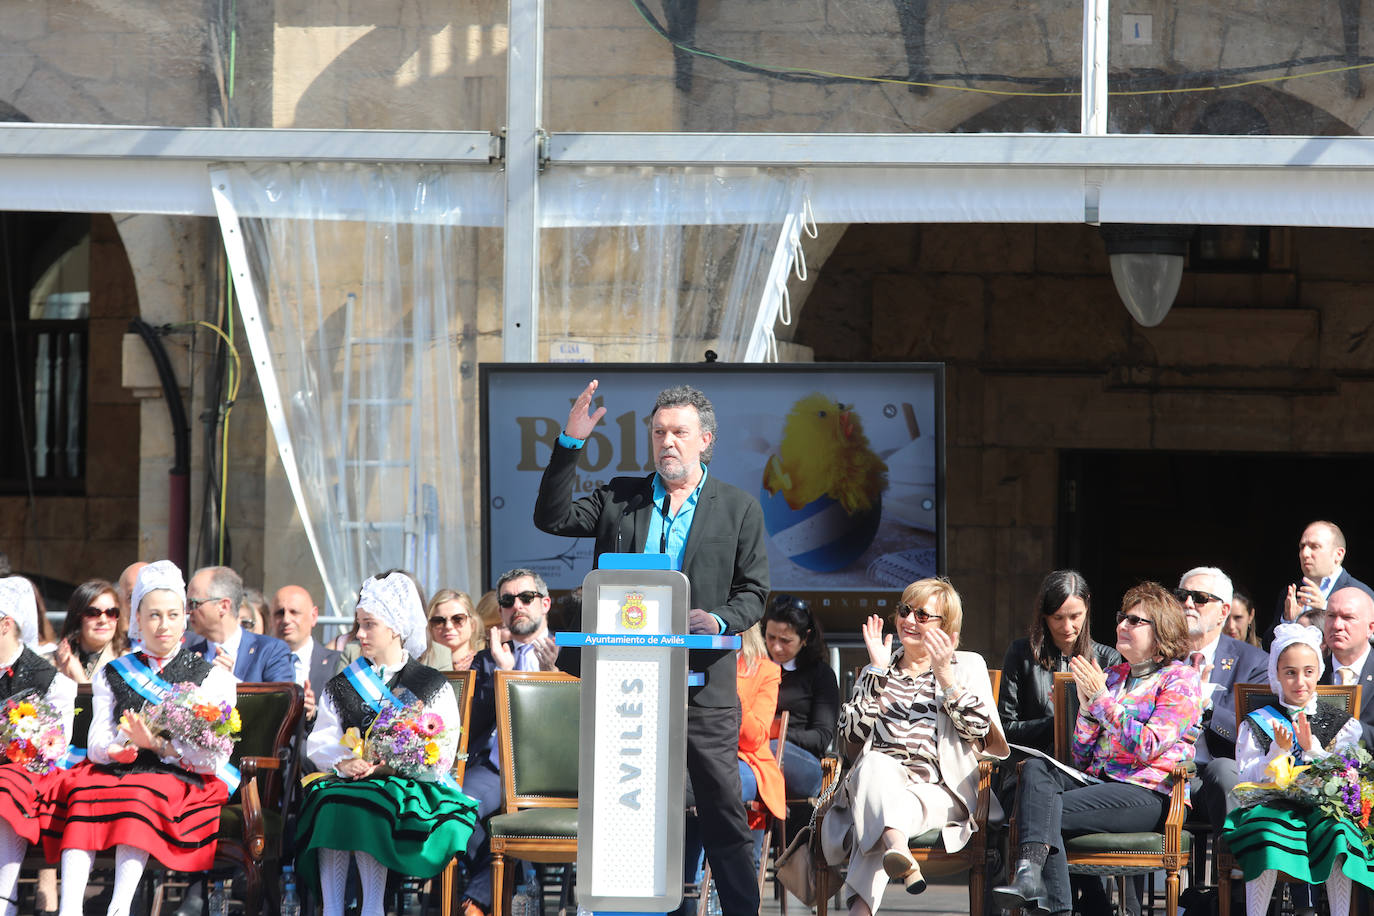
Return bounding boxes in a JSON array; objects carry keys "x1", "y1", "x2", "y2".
[
  {"x1": 1116, "y1": 611, "x2": 1155, "y2": 628},
  {"x1": 498, "y1": 590, "x2": 544, "y2": 609},
  {"x1": 82, "y1": 606, "x2": 119, "y2": 621},
  {"x1": 896, "y1": 604, "x2": 942, "y2": 623},
  {"x1": 1172, "y1": 588, "x2": 1222, "y2": 607}
]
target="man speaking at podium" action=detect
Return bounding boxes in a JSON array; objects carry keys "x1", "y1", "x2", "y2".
[{"x1": 535, "y1": 379, "x2": 770, "y2": 915}]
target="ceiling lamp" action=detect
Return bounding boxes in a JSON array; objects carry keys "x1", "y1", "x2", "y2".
[{"x1": 1099, "y1": 224, "x2": 1195, "y2": 327}]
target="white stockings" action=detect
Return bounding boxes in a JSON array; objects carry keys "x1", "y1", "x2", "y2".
[
  {"x1": 1245, "y1": 861, "x2": 1353, "y2": 916},
  {"x1": 319, "y1": 848, "x2": 389, "y2": 916}
]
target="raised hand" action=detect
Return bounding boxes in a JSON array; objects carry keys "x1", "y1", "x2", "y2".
[
  {"x1": 1293, "y1": 711, "x2": 1316, "y2": 752},
  {"x1": 923, "y1": 627, "x2": 957, "y2": 684},
  {"x1": 1273, "y1": 723, "x2": 1293, "y2": 752},
  {"x1": 565, "y1": 379, "x2": 608, "y2": 440},
  {"x1": 861, "y1": 615, "x2": 891, "y2": 670},
  {"x1": 1069, "y1": 654, "x2": 1106, "y2": 707},
  {"x1": 489, "y1": 627, "x2": 515, "y2": 670}
]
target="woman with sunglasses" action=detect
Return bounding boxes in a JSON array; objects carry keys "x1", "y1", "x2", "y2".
[
  {"x1": 762, "y1": 593, "x2": 839, "y2": 800},
  {"x1": 819, "y1": 578, "x2": 1007, "y2": 916},
  {"x1": 421, "y1": 589, "x2": 486, "y2": 672},
  {"x1": 54, "y1": 579, "x2": 128, "y2": 684},
  {"x1": 993, "y1": 582, "x2": 1204, "y2": 916}
]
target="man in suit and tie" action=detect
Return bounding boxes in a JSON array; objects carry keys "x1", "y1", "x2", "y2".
[
  {"x1": 1177, "y1": 566, "x2": 1268, "y2": 838},
  {"x1": 1274, "y1": 520, "x2": 1374, "y2": 635},
  {"x1": 534, "y1": 380, "x2": 769, "y2": 916},
  {"x1": 185, "y1": 566, "x2": 295, "y2": 683},
  {"x1": 1323, "y1": 587, "x2": 1374, "y2": 747},
  {"x1": 272, "y1": 584, "x2": 342, "y2": 722}
]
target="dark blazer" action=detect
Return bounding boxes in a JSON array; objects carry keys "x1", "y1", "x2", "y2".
[
  {"x1": 534, "y1": 441, "x2": 770, "y2": 708},
  {"x1": 1271, "y1": 567, "x2": 1374, "y2": 636},
  {"x1": 777, "y1": 662, "x2": 840, "y2": 759},
  {"x1": 184, "y1": 630, "x2": 296, "y2": 683},
  {"x1": 1322, "y1": 649, "x2": 1374, "y2": 749},
  {"x1": 997, "y1": 637, "x2": 1122, "y2": 755},
  {"x1": 1200, "y1": 633, "x2": 1269, "y2": 759},
  {"x1": 306, "y1": 640, "x2": 343, "y2": 692}
]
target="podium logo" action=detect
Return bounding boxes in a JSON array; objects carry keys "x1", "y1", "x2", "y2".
[{"x1": 620, "y1": 592, "x2": 647, "y2": 629}]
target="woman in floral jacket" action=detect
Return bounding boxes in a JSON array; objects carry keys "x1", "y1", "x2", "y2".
[{"x1": 993, "y1": 581, "x2": 1203, "y2": 916}]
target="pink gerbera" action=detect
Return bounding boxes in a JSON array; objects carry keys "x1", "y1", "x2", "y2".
[{"x1": 415, "y1": 712, "x2": 444, "y2": 737}]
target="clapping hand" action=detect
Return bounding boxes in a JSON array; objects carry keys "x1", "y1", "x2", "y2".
[
  {"x1": 923, "y1": 626, "x2": 957, "y2": 685},
  {"x1": 490, "y1": 627, "x2": 515, "y2": 671},
  {"x1": 861, "y1": 615, "x2": 891, "y2": 670},
  {"x1": 1069, "y1": 654, "x2": 1107, "y2": 708},
  {"x1": 1273, "y1": 722, "x2": 1293, "y2": 752},
  {"x1": 1293, "y1": 711, "x2": 1316, "y2": 753}
]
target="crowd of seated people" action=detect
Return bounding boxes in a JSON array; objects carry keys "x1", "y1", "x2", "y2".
[{"x1": 0, "y1": 516, "x2": 1370, "y2": 915}]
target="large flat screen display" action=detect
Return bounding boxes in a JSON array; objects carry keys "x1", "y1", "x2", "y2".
[{"x1": 480, "y1": 363, "x2": 944, "y2": 630}]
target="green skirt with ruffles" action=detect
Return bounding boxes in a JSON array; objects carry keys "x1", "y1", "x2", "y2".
[
  {"x1": 295, "y1": 773, "x2": 479, "y2": 889},
  {"x1": 1224, "y1": 801, "x2": 1374, "y2": 888}
]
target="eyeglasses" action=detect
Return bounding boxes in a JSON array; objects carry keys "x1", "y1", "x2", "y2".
[
  {"x1": 187, "y1": 596, "x2": 223, "y2": 610},
  {"x1": 498, "y1": 590, "x2": 544, "y2": 608},
  {"x1": 429, "y1": 613, "x2": 471, "y2": 628},
  {"x1": 1172, "y1": 588, "x2": 1223, "y2": 607},
  {"x1": 896, "y1": 604, "x2": 942, "y2": 623},
  {"x1": 1116, "y1": 611, "x2": 1155, "y2": 628},
  {"x1": 82, "y1": 606, "x2": 119, "y2": 620}
]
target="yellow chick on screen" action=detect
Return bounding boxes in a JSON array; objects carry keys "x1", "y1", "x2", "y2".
[{"x1": 763, "y1": 393, "x2": 888, "y2": 514}]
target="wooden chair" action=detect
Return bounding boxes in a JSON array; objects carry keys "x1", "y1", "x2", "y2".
[
  {"x1": 815, "y1": 668, "x2": 1003, "y2": 916},
  {"x1": 437, "y1": 670, "x2": 477, "y2": 916},
  {"x1": 1047, "y1": 671, "x2": 1192, "y2": 916},
  {"x1": 487, "y1": 671, "x2": 579, "y2": 916},
  {"x1": 1216, "y1": 682, "x2": 1360, "y2": 916},
  {"x1": 149, "y1": 680, "x2": 306, "y2": 915}
]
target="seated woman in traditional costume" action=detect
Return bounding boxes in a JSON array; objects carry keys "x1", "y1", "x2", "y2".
[
  {"x1": 0, "y1": 579, "x2": 77, "y2": 916},
  {"x1": 1224, "y1": 623, "x2": 1373, "y2": 916},
  {"x1": 820, "y1": 577, "x2": 1008, "y2": 916},
  {"x1": 43, "y1": 560, "x2": 237, "y2": 916},
  {"x1": 296, "y1": 571, "x2": 478, "y2": 916}
]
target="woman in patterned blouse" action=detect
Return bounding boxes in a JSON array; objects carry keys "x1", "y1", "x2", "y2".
[
  {"x1": 992, "y1": 581, "x2": 1203, "y2": 916},
  {"x1": 819, "y1": 578, "x2": 1007, "y2": 916}
]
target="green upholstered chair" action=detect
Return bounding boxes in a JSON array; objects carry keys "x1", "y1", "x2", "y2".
[
  {"x1": 487, "y1": 671, "x2": 579, "y2": 916},
  {"x1": 1050, "y1": 671, "x2": 1192, "y2": 916},
  {"x1": 1216, "y1": 682, "x2": 1359, "y2": 916}
]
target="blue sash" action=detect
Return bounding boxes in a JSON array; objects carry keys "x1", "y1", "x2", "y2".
[
  {"x1": 340, "y1": 658, "x2": 458, "y2": 789},
  {"x1": 107, "y1": 654, "x2": 241, "y2": 793},
  {"x1": 1246, "y1": 705, "x2": 1291, "y2": 743}
]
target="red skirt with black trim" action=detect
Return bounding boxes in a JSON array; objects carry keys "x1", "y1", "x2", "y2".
[
  {"x1": 0, "y1": 762, "x2": 62, "y2": 843},
  {"x1": 39, "y1": 762, "x2": 228, "y2": 870}
]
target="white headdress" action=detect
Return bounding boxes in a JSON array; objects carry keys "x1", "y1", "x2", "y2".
[
  {"x1": 1268, "y1": 622, "x2": 1325, "y2": 704},
  {"x1": 128, "y1": 560, "x2": 186, "y2": 644},
  {"x1": 357, "y1": 573, "x2": 428, "y2": 659},
  {"x1": 0, "y1": 578, "x2": 37, "y2": 647}
]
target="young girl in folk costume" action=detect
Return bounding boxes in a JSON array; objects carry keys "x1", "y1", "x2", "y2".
[
  {"x1": 0, "y1": 579, "x2": 77, "y2": 916},
  {"x1": 42, "y1": 560, "x2": 237, "y2": 916},
  {"x1": 296, "y1": 572, "x2": 478, "y2": 916},
  {"x1": 1224, "y1": 623, "x2": 1374, "y2": 916}
]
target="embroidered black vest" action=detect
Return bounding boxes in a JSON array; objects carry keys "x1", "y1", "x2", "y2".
[
  {"x1": 101, "y1": 648, "x2": 214, "y2": 780},
  {"x1": 324, "y1": 660, "x2": 449, "y2": 732},
  {"x1": 1, "y1": 646, "x2": 57, "y2": 701},
  {"x1": 1247, "y1": 703, "x2": 1351, "y2": 756}
]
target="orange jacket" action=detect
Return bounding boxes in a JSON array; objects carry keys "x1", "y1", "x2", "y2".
[{"x1": 737, "y1": 655, "x2": 786, "y2": 828}]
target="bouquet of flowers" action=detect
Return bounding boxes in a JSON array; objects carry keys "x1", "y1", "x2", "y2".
[
  {"x1": 137, "y1": 682, "x2": 241, "y2": 760},
  {"x1": 1235, "y1": 744, "x2": 1374, "y2": 842},
  {"x1": 0, "y1": 690, "x2": 69, "y2": 773},
  {"x1": 340, "y1": 700, "x2": 454, "y2": 780}
]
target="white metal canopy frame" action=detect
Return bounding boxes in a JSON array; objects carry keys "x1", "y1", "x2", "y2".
[{"x1": 2, "y1": 0, "x2": 1373, "y2": 607}]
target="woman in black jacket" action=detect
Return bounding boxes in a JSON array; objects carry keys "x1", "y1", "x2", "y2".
[
  {"x1": 998, "y1": 570, "x2": 1122, "y2": 754},
  {"x1": 763, "y1": 593, "x2": 839, "y2": 798}
]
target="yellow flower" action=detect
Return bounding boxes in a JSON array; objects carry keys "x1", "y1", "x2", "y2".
[
  {"x1": 228, "y1": 708, "x2": 242, "y2": 733},
  {"x1": 424, "y1": 740, "x2": 441, "y2": 766},
  {"x1": 6, "y1": 710, "x2": 18, "y2": 725},
  {"x1": 16, "y1": 702, "x2": 35, "y2": 718},
  {"x1": 341, "y1": 727, "x2": 365, "y2": 758}
]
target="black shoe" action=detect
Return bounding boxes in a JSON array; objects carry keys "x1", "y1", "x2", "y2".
[{"x1": 991, "y1": 859, "x2": 1050, "y2": 915}]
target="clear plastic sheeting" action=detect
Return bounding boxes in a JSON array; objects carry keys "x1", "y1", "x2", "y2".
[
  {"x1": 0, "y1": 0, "x2": 504, "y2": 130},
  {"x1": 545, "y1": 0, "x2": 1083, "y2": 133},
  {"x1": 216, "y1": 162, "x2": 504, "y2": 614},
  {"x1": 1106, "y1": 1, "x2": 1365, "y2": 136},
  {"x1": 538, "y1": 167, "x2": 807, "y2": 362}
]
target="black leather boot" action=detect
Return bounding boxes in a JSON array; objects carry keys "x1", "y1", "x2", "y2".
[{"x1": 991, "y1": 858, "x2": 1050, "y2": 915}]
